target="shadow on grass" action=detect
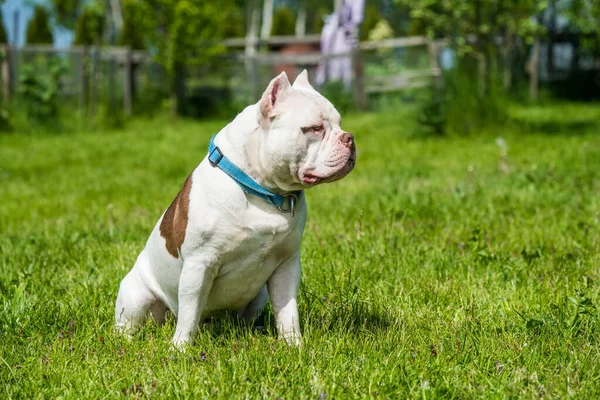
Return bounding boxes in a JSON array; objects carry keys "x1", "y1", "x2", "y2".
[{"x1": 517, "y1": 120, "x2": 599, "y2": 135}]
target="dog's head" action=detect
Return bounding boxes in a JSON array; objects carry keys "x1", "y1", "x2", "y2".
[{"x1": 256, "y1": 71, "x2": 356, "y2": 192}]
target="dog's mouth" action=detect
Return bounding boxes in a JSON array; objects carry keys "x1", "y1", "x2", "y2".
[
  {"x1": 300, "y1": 152, "x2": 356, "y2": 186},
  {"x1": 301, "y1": 173, "x2": 323, "y2": 185}
]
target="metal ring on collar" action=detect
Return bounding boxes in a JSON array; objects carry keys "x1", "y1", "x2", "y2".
[{"x1": 278, "y1": 193, "x2": 299, "y2": 217}]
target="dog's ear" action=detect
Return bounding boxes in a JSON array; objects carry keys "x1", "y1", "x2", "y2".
[
  {"x1": 259, "y1": 72, "x2": 292, "y2": 125},
  {"x1": 292, "y1": 70, "x2": 314, "y2": 91}
]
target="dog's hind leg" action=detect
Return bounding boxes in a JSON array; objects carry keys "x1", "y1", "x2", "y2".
[
  {"x1": 115, "y1": 258, "x2": 158, "y2": 335},
  {"x1": 238, "y1": 284, "x2": 269, "y2": 323}
]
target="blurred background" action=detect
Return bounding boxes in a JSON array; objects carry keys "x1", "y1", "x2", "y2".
[{"x1": 0, "y1": 0, "x2": 598, "y2": 135}]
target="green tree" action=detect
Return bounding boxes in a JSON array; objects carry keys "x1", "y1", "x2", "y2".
[
  {"x1": 271, "y1": 6, "x2": 295, "y2": 36},
  {"x1": 397, "y1": 0, "x2": 545, "y2": 93},
  {"x1": 0, "y1": 9, "x2": 7, "y2": 43},
  {"x1": 26, "y1": 5, "x2": 54, "y2": 44},
  {"x1": 222, "y1": 3, "x2": 245, "y2": 38},
  {"x1": 74, "y1": 2, "x2": 105, "y2": 46}
]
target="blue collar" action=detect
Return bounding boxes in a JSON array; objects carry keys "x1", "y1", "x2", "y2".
[{"x1": 208, "y1": 136, "x2": 303, "y2": 216}]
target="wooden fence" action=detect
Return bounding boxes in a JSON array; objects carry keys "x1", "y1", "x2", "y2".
[
  {"x1": 0, "y1": 44, "x2": 152, "y2": 116},
  {"x1": 0, "y1": 35, "x2": 444, "y2": 115}
]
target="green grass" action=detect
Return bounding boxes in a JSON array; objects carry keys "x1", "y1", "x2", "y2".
[{"x1": 1, "y1": 103, "x2": 600, "y2": 398}]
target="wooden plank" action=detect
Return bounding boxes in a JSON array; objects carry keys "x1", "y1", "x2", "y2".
[
  {"x1": 237, "y1": 51, "x2": 351, "y2": 65},
  {"x1": 366, "y1": 80, "x2": 431, "y2": 93},
  {"x1": 366, "y1": 70, "x2": 437, "y2": 94},
  {"x1": 368, "y1": 70, "x2": 438, "y2": 83},
  {"x1": 360, "y1": 36, "x2": 428, "y2": 50},
  {"x1": 223, "y1": 34, "x2": 321, "y2": 48}
]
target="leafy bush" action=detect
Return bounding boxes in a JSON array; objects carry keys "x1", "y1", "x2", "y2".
[{"x1": 17, "y1": 57, "x2": 67, "y2": 122}]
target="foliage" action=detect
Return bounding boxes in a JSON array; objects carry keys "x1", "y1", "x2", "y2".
[
  {"x1": 26, "y1": 5, "x2": 53, "y2": 45},
  {"x1": 74, "y1": 2, "x2": 105, "y2": 46},
  {"x1": 17, "y1": 57, "x2": 66, "y2": 121},
  {"x1": 1, "y1": 104, "x2": 600, "y2": 397},
  {"x1": 271, "y1": 6, "x2": 295, "y2": 36}
]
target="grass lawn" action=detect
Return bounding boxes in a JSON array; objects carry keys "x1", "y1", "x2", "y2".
[{"x1": 1, "y1": 103, "x2": 600, "y2": 398}]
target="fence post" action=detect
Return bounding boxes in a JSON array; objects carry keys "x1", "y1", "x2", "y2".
[
  {"x1": 352, "y1": 48, "x2": 368, "y2": 110},
  {"x1": 1, "y1": 45, "x2": 10, "y2": 103},
  {"x1": 529, "y1": 37, "x2": 540, "y2": 101},
  {"x1": 108, "y1": 50, "x2": 117, "y2": 114},
  {"x1": 80, "y1": 47, "x2": 89, "y2": 114},
  {"x1": 123, "y1": 47, "x2": 133, "y2": 116},
  {"x1": 428, "y1": 40, "x2": 442, "y2": 101},
  {"x1": 90, "y1": 46, "x2": 100, "y2": 120}
]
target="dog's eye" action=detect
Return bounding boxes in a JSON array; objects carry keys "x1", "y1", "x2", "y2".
[{"x1": 302, "y1": 124, "x2": 324, "y2": 134}]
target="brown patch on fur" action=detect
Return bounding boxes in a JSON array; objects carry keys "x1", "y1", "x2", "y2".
[{"x1": 160, "y1": 174, "x2": 193, "y2": 258}]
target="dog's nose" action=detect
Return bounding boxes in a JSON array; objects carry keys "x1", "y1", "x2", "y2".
[{"x1": 340, "y1": 132, "x2": 354, "y2": 149}]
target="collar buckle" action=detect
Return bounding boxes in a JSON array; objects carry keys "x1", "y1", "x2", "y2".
[
  {"x1": 208, "y1": 146, "x2": 224, "y2": 167},
  {"x1": 278, "y1": 193, "x2": 299, "y2": 217}
]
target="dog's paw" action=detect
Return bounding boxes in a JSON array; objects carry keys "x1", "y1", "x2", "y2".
[
  {"x1": 114, "y1": 324, "x2": 135, "y2": 341},
  {"x1": 280, "y1": 332, "x2": 302, "y2": 347},
  {"x1": 172, "y1": 335, "x2": 193, "y2": 352}
]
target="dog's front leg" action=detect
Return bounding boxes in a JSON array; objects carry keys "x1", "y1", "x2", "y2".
[
  {"x1": 173, "y1": 256, "x2": 216, "y2": 347},
  {"x1": 267, "y1": 252, "x2": 302, "y2": 345}
]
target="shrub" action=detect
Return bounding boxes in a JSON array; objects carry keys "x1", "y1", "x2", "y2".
[{"x1": 17, "y1": 57, "x2": 67, "y2": 122}]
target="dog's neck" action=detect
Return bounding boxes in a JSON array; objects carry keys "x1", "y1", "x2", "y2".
[{"x1": 215, "y1": 104, "x2": 299, "y2": 195}]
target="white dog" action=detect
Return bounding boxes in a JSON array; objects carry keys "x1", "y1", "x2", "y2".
[{"x1": 115, "y1": 71, "x2": 356, "y2": 346}]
